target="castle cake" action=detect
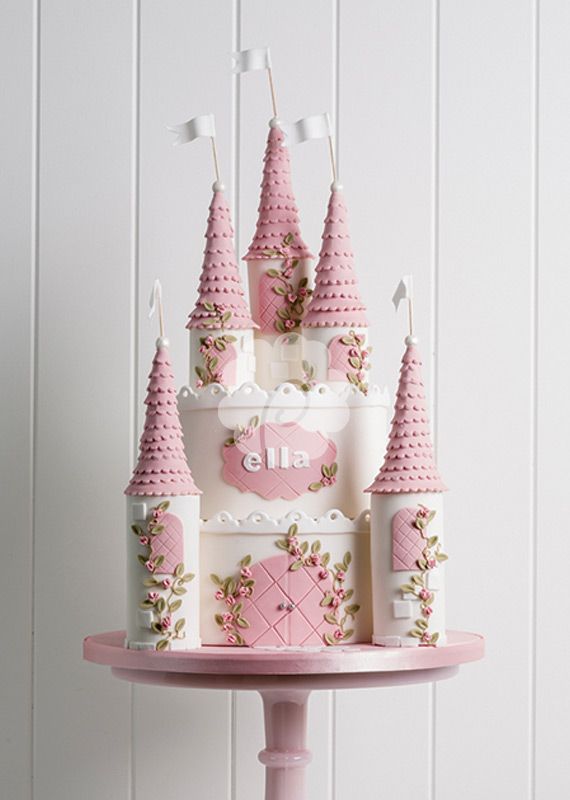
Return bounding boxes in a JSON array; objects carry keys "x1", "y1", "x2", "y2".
[{"x1": 125, "y1": 100, "x2": 449, "y2": 652}]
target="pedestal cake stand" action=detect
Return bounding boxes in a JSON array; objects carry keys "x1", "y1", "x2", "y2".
[{"x1": 84, "y1": 630, "x2": 483, "y2": 800}]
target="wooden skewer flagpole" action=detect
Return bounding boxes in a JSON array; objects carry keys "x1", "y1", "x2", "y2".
[
  {"x1": 328, "y1": 132, "x2": 338, "y2": 184},
  {"x1": 210, "y1": 135, "x2": 221, "y2": 184},
  {"x1": 267, "y1": 65, "x2": 279, "y2": 118}
]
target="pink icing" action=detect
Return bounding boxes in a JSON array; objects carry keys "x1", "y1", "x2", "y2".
[
  {"x1": 125, "y1": 345, "x2": 200, "y2": 496},
  {"x1": 366, "y1": 343, "x2": 446, "y2": 493},
  {"x1": 257, "y1": 270, "x2": 289, "y2": 332},
  {"x1": 211, "y1": 340, "x2": 237, "y2": 385},
  {"x1": 327, "y1": 335, "x2": 353, "y2": 380},
  {"x1": 149, "y1": 512, "x2": 184, "y2": 574},
  {"x1": 187, "y1": 191, "x2": 257, "y2": 330},
  {"x1": 239, "y1": 554, "x2": 336, "y2": 647},
  {"x1": 222, "y1": 422, "x2": 337, "y2": 501},
  {"x1": 302, "y1": 190, "x2": 368, "y2": 328},
  {"x1": 243, "y1": 124, "x2": 312, "y2": 261},
  {"x1": 391, "y1": 507, "x2": 425, "y2": 571}
]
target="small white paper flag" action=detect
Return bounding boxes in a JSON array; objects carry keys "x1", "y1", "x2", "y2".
[
  {"x1": 167, "y1": 113, "x2": 216, "y2": 146},
  {"x1": 233, "y1": 46, "x2": 272, "y2": 73},
  {"x1": 148, "y1": 279, "x2": 162, "y2": 319},
  {"x1": 280, "y1": 113, "x2": 332, "y2": 146},
  {"x1": 392, "y1": 275, "x2": 414, "y2": 310}
]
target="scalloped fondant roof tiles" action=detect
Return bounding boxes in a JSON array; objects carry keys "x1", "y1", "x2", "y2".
[
  {"x1": 125, "y1": 344, "x2": 201, "y2": 496},
  {"x1": 302, "y1": 189, "x2": 368, "y2": 328},
  {"x1": 366, "y1": 343, "x2": 446, "y2": 494},
  {"x1": 243, "y1": 123, "x2": 313, "y2": 261},
  {"x1": 187, "y1": 191, "x2": 257, "y2": 330}
]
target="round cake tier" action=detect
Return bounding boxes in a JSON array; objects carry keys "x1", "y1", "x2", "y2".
[{"x1": 178, "y1": 382, "x2": 389, "y2": 520}]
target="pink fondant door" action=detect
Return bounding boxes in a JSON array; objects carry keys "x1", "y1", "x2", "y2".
[
  {"x1": 241, "y1": 554, "x2": 336, "y2": 647},
  {"x1": 150, "y1": 512, "x2": 184, "y2": 574}
]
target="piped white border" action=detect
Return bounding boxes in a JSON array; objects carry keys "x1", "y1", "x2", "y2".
[{"x1": 201, "y1": 508, "x2": 371, "y2": 535}]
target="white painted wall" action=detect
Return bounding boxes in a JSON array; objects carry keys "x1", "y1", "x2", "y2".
[{"x1": 2, "y1": 1, "x2": 569, "y2": 798}]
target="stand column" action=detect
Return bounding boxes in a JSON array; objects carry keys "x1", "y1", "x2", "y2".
[{"x1": 258, "y1": 689, "x2": 312, "y2": 800}]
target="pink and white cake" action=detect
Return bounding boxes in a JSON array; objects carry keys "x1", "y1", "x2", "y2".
[{"x1": 124, "y1": 118, "x2": 448, "y2": 652}]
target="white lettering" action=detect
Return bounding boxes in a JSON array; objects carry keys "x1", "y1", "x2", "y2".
[
  {"x1": 241, "y1": 448, "x2": 311, "y2": 472},
  {"x1": 267, "y1": 447, "x2": 276, "y2": 469},
  {"x1": 279, "y1": 446, "x2": 289, "y2": 468},
  {"x1": 243, "y1": 452, "x2": 262, "y2": 472},
  {"x1": 292, "y1": 450, "x2": 310, "y2": 469}
]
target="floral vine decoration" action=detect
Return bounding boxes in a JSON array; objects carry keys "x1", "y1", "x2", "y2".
[
  {"x1": 194, "y1": 301, "x2": 237, "y2": 389},
  {"x1": 223, "y1": 415, "x2": 260, "y2": 448},
  {"x1": 210, "y1": 555, "x2": 255, "y2": 646},
  {"x1": 309, "y1": 462, "x2": 338, "y2": 492},
  {"x1": 276, "y1": 523, "x2": 360, "y2": 645},
  {"x1": 130, "y1": 500, "x2": 195, "y2": 651},
  {"x1": 263, "y1": 233, "x2": 312, "y2": 333},
  {"x1": 399, "y1": 505, "x2": 448, "y2": 647},
  {"x1": 339, "y1": 330, "x2": 371, "y2": 395}
]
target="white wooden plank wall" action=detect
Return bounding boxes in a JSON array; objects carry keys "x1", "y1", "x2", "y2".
[{"x1": 1, "y1": 1, "x2": 569, "y2": 798}]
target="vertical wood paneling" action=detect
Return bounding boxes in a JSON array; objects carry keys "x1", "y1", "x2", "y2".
[
  {"x1": 535, "y1": 2, "x2": 570, "y2": 797},
  {"x1": 132, "y1": 3, "x2": 234, "y2": 798},
  {"x1": 33, "y1": 2, "x2": 133, "y2": 797},
  {"x1": 0, "y1": 1, "x2": 35, "y2": 797},
  {"x1": 436, "y1": 2, "x2": 534, "y2": 798},
  {"x1": 236, "y1": 2, "x2": 336, "y2": 797},
  {"x1": 336, "y1": 3, "x2": 436, "y2": 797}
]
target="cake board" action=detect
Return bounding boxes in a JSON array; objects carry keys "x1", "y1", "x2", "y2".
[{"x1": 84, "y1": 630, "x2": 484, "y2": 800}]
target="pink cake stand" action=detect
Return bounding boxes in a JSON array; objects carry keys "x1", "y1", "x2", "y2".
[{"x1": 84, "y1": 630, "x2": 483, "y2": 800}]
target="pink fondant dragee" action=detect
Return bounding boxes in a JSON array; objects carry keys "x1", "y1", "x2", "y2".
[
  {"x1": 366, "y1": 343, "x2": 446, "y2": 493},
  {"x1": 187, "y1": 191, "x2": 257, "y2": 330},
  {"x1": 125, "y1": 345, "x2": 200, "y2": 496},
  {"x1": 302, "y1": 189, "x2": 368, "y2": 328},
  {"x1": 243, "y1": 125, "x2": 312, "y2": 261}
]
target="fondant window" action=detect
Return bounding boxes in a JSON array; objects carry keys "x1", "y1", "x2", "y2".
[
  {"x1": 150, "y1": 512, "x2": 184, "y2": 574},
  {"x1": 392, "y1": 507, "x2": 425, "y2": 571},
  {"x1": 327, "y1": 335, "x2": 351, "y2": 381}
]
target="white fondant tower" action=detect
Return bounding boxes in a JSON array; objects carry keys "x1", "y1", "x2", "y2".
[
  {"x1": 366, "y1": 337, "x2": 448, "y2": 647},
  {"x1": 125, "y1": 338, "x2": 201, "y2": 650},
  {"x1": 302, "y1": 186, "x2": 370, "y2": 391},
  {"x1": 243, "y1": 119, "x2": 313, "y2": 388},
  {"x1": 187, "y1": 188, "x2": 257, "y2": 390}
]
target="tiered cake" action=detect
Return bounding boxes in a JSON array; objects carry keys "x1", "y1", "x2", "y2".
[{"x1": 124, "y1": 118, "x2": 448, "y2": 652}]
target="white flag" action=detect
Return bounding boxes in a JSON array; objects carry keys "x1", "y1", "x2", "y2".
[
  {"x1": 280, "y1": 113, "x2": 332, "y2": 146},
  {"x1": 167, "y1": 113, "x2": 216, "y2": 146},
  {"x1": 392, "y1": 275, "x2": 414, "y2": 310},
  {"x1": 233, "y1": 46, "x2": 272, "y2": 73},
  {"x1": 148, "y1": 279, "x2": 162, "y2": 319}
]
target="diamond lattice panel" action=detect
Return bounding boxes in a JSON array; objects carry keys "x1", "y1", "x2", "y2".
[
  {"x1": 392, "y1": 507, "x2": 424, "y2": 571},
  {"x1": 150, "y1": 512, "x2": 184, "y2": 574}
]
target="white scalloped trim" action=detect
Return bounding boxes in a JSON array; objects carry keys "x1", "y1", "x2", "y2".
[
  {"x1": 178, "y1": 380, "x2": 389, "y2": 410},
  {"x1": 201, "y1": 507, "x2": 370, "y2": 535}
]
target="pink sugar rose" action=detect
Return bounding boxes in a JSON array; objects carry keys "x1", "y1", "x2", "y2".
[
  {"x1": 421, "y1": 632, "x2": 432, "y2": 644},
  {"x1": 361, "y1": 350, "x2": 369, "y2": 359},
  {"x1": 196, "y1": 379, "x2": 204, "y2": 388},
  {"x1": 215, "y1": 589, "x2": 225, "y2": 601},
  {"x1": 287, "y1": 293, "x2": 297, "y2": 303},
  {"x1": 147, "y1": 591, "x2": 159, "y2": 602},
  {"x1": 354, "y1": 334, "x2": 364, "y2": 345},
  {"x1": 331, "y1": 595, "x2": 341, "y2": 608},
  {"x1": 422, "y1": 606, "x2": 434, "y2": 617},
  {"x1": 153, "y1": 507, "x2": 163, "y2": 518},
  {"x1": 205, "y1": 336, "x2": 214, "y2": 346},
  {"x1": 336, "y1": 588, "x2": 346, "y2": 600},
  {"x1": 356, "y1": 371, "x2": 365, "y2": 382},
  {"x1": 293, "y1": 547, "x2": 303, "y2": 558},
  {"x1": 226, "y1": 595, "x2": 236, "y2": 607},
  {"x1": 319, "y1": 568, "x2": 329, "y2": 580},
  {"x1": 161, "y1": 616, "x2": 172, "y2": 632},
  {"x1": 428, "y1": 559, "x2": 437, "y2": 569},
  {"x1": 284, "y1": 319, "x2": 296, "y2": 330},
  {"x1": 287, "y1": 535, "x2": 298, "y2": 545},
  {"x1": 144, "y1": 560, "x2": 155, "y2": 573},
  {"x1": 349, "y1": 347, "x2": 359, "y2": 357},
  {"x1": 222, "y1": 624, "x2": 232, "y2": 633},
  {"x1": 162, "y1": 577, "x2": 173, "y2": 589},
  {"x1": 310, "y1": 553, "x2": 321, "y2": 566},
  {"x1": 336, "y1": 570, "x2": 346, "y2": 583},
  {"x1": 227, "y1": 634, "x2": 237, "y2": 645},
  {"x1": 241, "y1": 566, "x2": 252, "y2": 579},
  {"x1": 238, "y1": 586, "x2": 249, "y2": 597},
  {"x1": 222, "y1": 613, "x2": 234, "y2": 624},
  {"x1": 419, "y1": 589, "x2": 431, "y2": 601},
  {"x1": 139, "y1": 535, "x2": 150, "y2": 546},
  {"x1": 334, "y1": 629, "x2": 343, "y2": 640},
  {"x1": 298, "y1": 286, "x2": 308, "y2": 297},
  {"x1": 321, "y1": 476, "x2": 333, "y2": 487},
  {"x1": 199, "y1": 345, "x2": 207, "y2": 354}
]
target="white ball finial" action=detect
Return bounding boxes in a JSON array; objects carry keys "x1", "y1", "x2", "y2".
[
  {"x1": 156, "y1": 336, "x2": 170, "y2": 349},
  {"x1": 331, "y1": 180, "x2": 343, "y2": 192},
  {"x1": 405, "y1": 335, "x2": 418, "y2": 346},
  {"x1": 212, "y1": 180, "x2": 226, "y2": 193},
  {"x1": 269, "y1": 117, "x2": 281, "y2": 129}
]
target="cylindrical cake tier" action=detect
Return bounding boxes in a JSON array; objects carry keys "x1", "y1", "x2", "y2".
[{"x1": 178, "y1": 382, "x2": 389, "y2": 520}]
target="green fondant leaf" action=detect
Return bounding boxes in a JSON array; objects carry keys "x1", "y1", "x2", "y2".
[
  {"x1": 139, "y1": 600, "x2": 154, "y2": 609},
  {"x1": 324, "y1": 612, "x2": 338, "y2": 625},
  {"x1": 157, "y1": 501, "x2": 170, "y2": 512},
  {"x1": 143, "y1": 578, "x2": 159, "y2": 587},
  {"x1": 182, "y1": 573, "x2": 195, "y2": 583},
  {"x1": 203, "y1": 301, "x2": 216, "y2": 312},
  {"x1": 175, "y1": 618, "x2": 185, "y2": 633},
  {"x1": 154, "y1": 554, "x2": 165, "y2": 567},
  {"x1": 300, "y1": 541, "x2": 309, "y2": 555},
  {"x1": 275, "y1": 320, "x2": 287, "y2": 333},
  {"x1": 324, "y1": 633, "x2": 336, "y2": 646},
  {"x1": 169, "y1": 599, "x2": 182, "y2": 613},
  {"x1": 320, "y1": 595, "x2": 333, "y2": 607},
  {"x1": 277, "y1": 307, "x2": 290, "y2": 320},
  {"x1": 344, "y1": 551, "x2": 352, "y2": 567},
  {"x1": 349, "y1": 357, "x2": 362, "y2": 369},
  {"x1": 214, "y1": 339, "x2": 226, "y2": 351},
  {"x1": 322, "y1": 464, "x2": 331, "y2": 478},
  {"x1": 290, "y1": 560, "x2": 304, "y2": 571},
  {"x1": 288, "y1": 523, "x2": 299, "y2": 536},
  {"x1": 195, "y1": 366, "x2": 208, "y2": 381},
  {"x1": 266, "y1": 268, "x2": 281, "y2": 278},
  {"x1": 236, "y1": 617, "x2": 250, "y2": 629},
  {"x1": 400, "y1": 583, "x2": 415, "y2": 594},
  {"x1": 172, "y1": 586, "x2": 187, "y2": 596},
  {"x1": 321, "y1": 553, "x2": 331, "y2": 567},
  {"x1": 156, "y1": 639, "x2": 169, "y2": 651},
  {"x1": 410, "y1": 629, "x2": 424, "y2": 639},
  {"x1": 221, "y1": 311, "x2": 232, "y2": 324},
  {"x1": 224, "y1": 438, "x2": 236, "y2": 447},
  {"x1": 308, "y1": 482, "x2": 323, "y2": 492},
  {"x1": 151, "y1": 622, "x2": 162, "y2": 634},
  {"x1": 210, "y1": 573, "x2": 222, "y2": 586},
  {"x1": 273, "y1": 285, "x2": 287, "y2": 296},
  {"x1": 276, "y1": 540, "x2": 290, "y2": 551},
  {"x1": 214, "y1": 614, "x2": 224, "y2": 626},
  {"x1": 175, "y1": 563, "x2": 185, "y2": 578},
  {"x1": 436, "y1": 553, "x2": 448, "y2": 562},
  {"x1": 431, "y1": 632, "x2": 440, "y2": 644},
  {"x1": 250, "y1": 415, "x2": 260, "y2": 428},
  {"x1": 416, "y1": 618, "x2": 428, "y2": 630},
  {"x1": 342, "y1": 629, "x2": 354, "y2": 641},
  {"x1": 345, "y1": 604, "x2": 360, "y2": 616},
  {"x1": 427, "y1": 536, "x2": 439, "y2": 548},
  {"x1": 131, "y1": 524, "x2": 143, "y2": 536},
  {"x1": 137, "y1": 555, "x2": 147, "y2": 567},
  {"x1": 299, "y1": 277, "x2": 308, "y2": 288},
  {"x1": 156, "y1": 598, "x2": 166, "y2": 613}
]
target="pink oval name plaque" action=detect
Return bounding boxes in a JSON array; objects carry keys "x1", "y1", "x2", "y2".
[{"x1": 222, "y1": 422, "x2": 337, "y2": 500}]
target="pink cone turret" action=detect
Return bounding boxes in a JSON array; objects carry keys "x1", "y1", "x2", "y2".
[{"x1": 366, "y1": 335, "x2": 448, "y2": 649}]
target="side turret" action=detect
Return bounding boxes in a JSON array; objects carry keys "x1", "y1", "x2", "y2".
[
  {"x1": 187, "y1": 186, "x2": 257, "y2": 390},
  {"x1": 125, "y1": 337, "x2": 201, "y2": 651},
  {"x1": 243, "y1": 119, "x2": 314, "y2": 388},
  {"x1": 366, "y1": 337, "x2": 448, "y2": 647},
  {"x1": 302, "y1": 185, "x2": 370, "y2": 394}
]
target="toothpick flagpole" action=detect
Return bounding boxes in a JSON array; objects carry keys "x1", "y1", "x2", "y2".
[
  {"x1": 267, "y1": 65, "x2": 279, "y2": 118},
  {"x1": 210, "y1": 136, "x2": 221, "y2": 184},
  {"x1": 328, "y1": 133, "x2": 338, "y2": 184}
]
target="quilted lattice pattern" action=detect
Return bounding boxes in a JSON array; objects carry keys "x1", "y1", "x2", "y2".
[
  {"x1": 257, "y1": 271, "x2": 290, "y2": 332},
  {"x1": 244, "y1": 125, "x2": 312, "y2": 261},
  {"x1": 392, "y1": 507, "x2": 424, "y2": 571},
  {"x1": 327, "y1": 335, "x2": 351, "y2": 381},
  {"x1": 303, "y1": 190, "x2": 368, "y2": 328},
  {"x1": 242, "y1": 554, "x2": 336, "y2": 647},
  {"x1": 366, "y1": 344, "x2": 446, "y2": 494},
  {"x1": 149, "y1": 512, "x2": 184, "y2": 574}
]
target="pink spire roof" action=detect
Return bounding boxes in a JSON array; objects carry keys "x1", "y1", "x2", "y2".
[
  {"x1": 303, "y1": 188, "x2": 368, "y2": 328},
  {"x1": 366, "y1": 341, "x2": 446, "y2": 494},
  {"x1": 243, "y1": 122, "x2": 313, "y2": 261},
  {"x1": 187, "y1": 190, "x2": 257, "y2": 330},
  {"x1": 125, "y1": 341, "x2": 200, "y2": 496}
]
